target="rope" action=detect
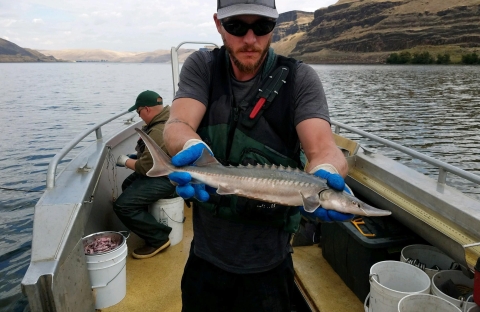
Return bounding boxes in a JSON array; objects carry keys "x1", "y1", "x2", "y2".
[
  {"x1": 0, "y1": 186, "x2": 43, "y2": 193},
  {"x1": 106, "y1": 146, "x2": 119, "y2": 202}
]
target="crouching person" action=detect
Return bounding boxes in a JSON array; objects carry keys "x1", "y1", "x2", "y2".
[{"x1": 114, "y1": 90, "x2": 175, "y2": 259}]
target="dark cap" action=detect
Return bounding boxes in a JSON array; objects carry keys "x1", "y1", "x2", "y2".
[
  {"x1": 217, "y1": 0, "x2": 278, "y2": 20},
  {"x1": 128, "y1": 90, "x2": 163, "y2": 112}
]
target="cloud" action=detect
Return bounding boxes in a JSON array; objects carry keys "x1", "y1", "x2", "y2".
[
  {"x1": 0, "y1": 19, "x2": 17, "y2": 27},
  {"x1": 2, "y1": 0, "x2": 338, "y2": 51}
]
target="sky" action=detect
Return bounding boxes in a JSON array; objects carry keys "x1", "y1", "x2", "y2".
[{"x1": 0, "y1": 0, "x2": 338, "y2": 52}]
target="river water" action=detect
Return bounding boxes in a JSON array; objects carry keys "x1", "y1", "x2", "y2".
[{"x1": 0, "y1": 63, "x2": 479, "y2": 311}]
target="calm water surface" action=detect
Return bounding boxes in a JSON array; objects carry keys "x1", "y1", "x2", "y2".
[
  {"x1": 318, "y1": 65, "x2": 480, "y2": 195},
  {"x1": 0, "y1": 63, "x2": 479, "y2": 311}
]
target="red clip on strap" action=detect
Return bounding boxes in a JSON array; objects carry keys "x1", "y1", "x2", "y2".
[{"x1": 249, "y1": 97, "x2": 266, "y2": 119}]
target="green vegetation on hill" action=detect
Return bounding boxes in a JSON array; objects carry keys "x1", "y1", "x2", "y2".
[
  {"x1": 462, "y1": 53, "x2": 480, "y2": 64},
  {"x1": 386, "y1": 51, "x2": 480, "y2": 64}
]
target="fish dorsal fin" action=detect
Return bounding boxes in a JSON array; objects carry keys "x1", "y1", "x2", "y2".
[
  {"x1": 300, "y1": 191, "x2": 321, "y2": 213},
  {"x1": 193, "y1": 149, "x2": 221, "y2": 167}
]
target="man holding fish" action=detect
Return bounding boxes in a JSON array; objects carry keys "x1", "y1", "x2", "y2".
[{"x1": 163, "y1": 0, "x2": 358, "y2": 310}]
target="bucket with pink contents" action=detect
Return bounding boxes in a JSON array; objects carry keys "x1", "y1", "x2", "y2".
[{"x1": 82, "y1": 231, "x2": 129, "y2": 309}]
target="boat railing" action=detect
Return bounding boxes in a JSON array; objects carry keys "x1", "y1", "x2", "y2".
[
  {"x1": 332, "y1": 120, "x2": 480, "y2": 186},
  {"x1": 46, "y1": 110, "x2": 131, "y2": 189},
  {"x1": 170, "y1": 41, "x2": 479, "y2": 187},
  {"x1": 171, "y1": 41, "x2": 220, "y2": 98}
]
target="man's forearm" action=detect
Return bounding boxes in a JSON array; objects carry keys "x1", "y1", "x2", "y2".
[
  {"x1": 164, "y1": 118, "x2": 201, "y2": 156},
  {"x1": 305, "y1": 149, "x2": 348, "y2": 176},
  {"x1": 164, "y1": 98, "x2": 207, "y2": 155},
  {"x1": 297, "y1": 118, "x2": 349, "y2": 177},
  {"x1": 125, "y1": 158, "x2": 136, "y2": 170}
]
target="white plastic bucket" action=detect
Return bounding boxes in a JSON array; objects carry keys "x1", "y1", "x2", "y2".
[
  {"x1": 398, "y1": 293, "x2": 461, "y2": 312},
  {"x1": 468, "y1": 305, "x2": 480, "y2": 312},
  {"x1": 149, "y1": 197, "x2": 185, "y2": 246},
  {"x1": 83, "y1": 231, "x2": 129, "y2": 309},
  {"x1": 432, "y1": 270, "x2": 475, "y2": 311},
  {"x1": 400, "y1": 244, "x2": 456, "y2": 279},
  {"x1": 365, "y1": 260, "x2": 431, "y2": 312}
]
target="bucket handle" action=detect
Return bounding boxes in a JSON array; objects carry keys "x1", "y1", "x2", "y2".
[
  {"x1": 91, "y1": 262, "x2": 126, "y2": 289},
  {"x1": 119, "y1": 230, "x2": 130, "y2": 240},
  {"x1": 162, "y1": 208, "x2": 185, "y2": 224},
  {"x1": 369, "y1": 273, "x2": 379, "y2": 283},
  {"x1": 363, "y1": 292, "x2": 370, "y2": 312},
  {"x1": 461, "y1": 295, "x2": 473, "y2": 312}
]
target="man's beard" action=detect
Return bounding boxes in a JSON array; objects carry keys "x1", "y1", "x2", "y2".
[{"x1": 223, "y1": 36, "x2": 271, "y2": 75}]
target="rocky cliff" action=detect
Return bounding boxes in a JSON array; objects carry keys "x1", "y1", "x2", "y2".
[
  {"x1": 272, "y1": 11, "x2": 314, "y2": 42},
  {"x1": 273, "y1": 0, "x2": 480, "y2": 63}
]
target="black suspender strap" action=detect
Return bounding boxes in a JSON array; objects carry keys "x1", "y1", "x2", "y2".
[{"x1": 241, "y1": 66, "x2": 289, "y2": 129}]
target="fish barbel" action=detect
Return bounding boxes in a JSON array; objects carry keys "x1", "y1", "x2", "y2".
[{"x1": 135, "y1": 128, "x2": 391, "y2": 217}]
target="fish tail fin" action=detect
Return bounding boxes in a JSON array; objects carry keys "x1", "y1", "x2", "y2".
[{"x1": 134, "y1": 128, "x2": 174, "y2": 177}]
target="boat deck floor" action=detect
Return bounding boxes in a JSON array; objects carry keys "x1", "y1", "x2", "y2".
[{"x1": 102, "y1": 206, "x2": 363, "y2": 312}]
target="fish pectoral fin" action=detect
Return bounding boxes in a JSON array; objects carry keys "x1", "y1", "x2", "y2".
[
  {"x1": 300, "y1": 192, "x2": 321, "y2": 213},
  {"x1": 190, "y1": 178, "x2": 203, "y2": 184},
  {"x1": 194, "y1": 149, "x2": 222, "y2": 167},
  {"x1": 216, "y1": 185, "x2": 235, "y2": 195},
  {"x1": 147, "y1": 167, "x2": 171, "y2": 177}
]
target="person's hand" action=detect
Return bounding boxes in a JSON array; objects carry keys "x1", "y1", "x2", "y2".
[
  {"x1": 168, "y1": 139, "x2": 213, "y2": 201},
  {"x1": 116, "y1": 154, "x2": 137, "y2": 167},
  {"x1": 116, "y1": 155, "x2": 130, "y2": 167},
  {"x1": 299, "y1": 164, "x2": 354, "y2": 222}
]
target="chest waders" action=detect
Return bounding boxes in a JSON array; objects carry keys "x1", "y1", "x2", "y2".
[{"x1": 196, "y1": 47, "x2": 302, "y2": 233}]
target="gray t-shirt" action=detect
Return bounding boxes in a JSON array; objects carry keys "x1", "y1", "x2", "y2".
[{"x1": 175, "y1": 50, "x2": 331, "y2": 274}]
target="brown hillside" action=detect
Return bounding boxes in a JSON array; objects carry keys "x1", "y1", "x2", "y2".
[
  {"x1": 39, "y1": 49, "x2": 138, "y2": 62},
  {"x1": 0, "y1": 38, "x2": 60, "y2": 62},
  {"x1": 39, "y1": 48, "x2": 196, "y2": 63}
]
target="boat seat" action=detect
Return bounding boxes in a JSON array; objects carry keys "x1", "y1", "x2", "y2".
[{"x1": 333, "y1": 133, "x2": 360, "y2": 157}]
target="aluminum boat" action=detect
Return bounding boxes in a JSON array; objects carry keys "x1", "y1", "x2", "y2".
[{"x1": 21, "y1": 42, "x2": 480, "y2": 312}]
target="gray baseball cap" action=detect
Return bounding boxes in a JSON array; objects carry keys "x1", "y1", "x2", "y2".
[{"x1": 217, "y1": 0, "x2": 278, "y2": 20}]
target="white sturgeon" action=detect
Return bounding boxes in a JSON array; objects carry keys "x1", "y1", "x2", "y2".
[{"x1": 135, "y1": 128, "x2": 391, "y2": 217}]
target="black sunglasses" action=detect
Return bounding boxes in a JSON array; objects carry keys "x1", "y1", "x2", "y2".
[{"x1": 221, "y1": 19, "x2": 276, "y2": 37}]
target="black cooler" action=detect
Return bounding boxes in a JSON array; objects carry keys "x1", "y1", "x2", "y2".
[{"x1": 320, "y1": 216, "x2": 421, "y2": 302}]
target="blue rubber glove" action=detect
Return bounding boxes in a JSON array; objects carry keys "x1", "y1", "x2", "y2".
[
  {"x1": 299, "y1": 164, "x2": 354, "y2": 222},
  {"x1": 168, "y1": 139, "x2": 213, "y2": 202}
]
